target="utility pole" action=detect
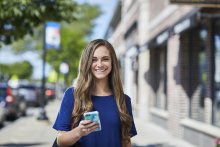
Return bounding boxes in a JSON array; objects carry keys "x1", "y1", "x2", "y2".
[
  {"x1": 37, "y1": 21, "x2": 60, "y2": 120},
  {"x1": 38, "y1": 23, "x2": 48, "y2": 120}
]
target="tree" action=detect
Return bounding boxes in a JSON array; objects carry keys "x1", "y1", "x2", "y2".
[
  {"x1": 0, "y1": 61, "x2": 33, "y2": 80},
  {"x1": 46, "y1": 3, "x2": 101, "y2": 85},
  {"x1": 1, "y1": 1, "x2": 101, "y2": 85},
  {"x1": 0, "y1": 0, "x2": 80, "y2": 45}
]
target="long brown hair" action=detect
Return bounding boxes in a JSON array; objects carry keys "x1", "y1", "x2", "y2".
[{"x1": 72, "y1": 39, "x2": 132, "y2": 144}]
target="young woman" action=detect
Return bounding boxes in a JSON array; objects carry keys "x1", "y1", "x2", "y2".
[{"x1": 53, "y1": 39, "x2": 137, "y2": 147}]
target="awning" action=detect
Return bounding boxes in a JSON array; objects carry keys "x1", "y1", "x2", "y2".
[{"x1": 170, "y1": 0, "x2": 220, "y2": 8}]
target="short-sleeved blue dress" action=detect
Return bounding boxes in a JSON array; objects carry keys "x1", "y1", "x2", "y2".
[{"x1": 53, "y1": 87, "x2": 137, "y2": 147}]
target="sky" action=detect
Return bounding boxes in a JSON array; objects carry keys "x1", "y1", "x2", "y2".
[
  {"x1": 77, "y1": 0, "x2": 118, "y2": 40},
  {"x1": 0, "y1": 0, "x2": 118, "y2": 79}
]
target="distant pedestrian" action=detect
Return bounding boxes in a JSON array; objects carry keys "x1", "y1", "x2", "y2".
[{"x1": 53, "y1": 39, "x2": 137, "y2": 147}]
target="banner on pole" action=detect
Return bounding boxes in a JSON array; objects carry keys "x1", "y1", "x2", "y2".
[{"x1": 45, "y1": 22, "x2": 60, "y2": 50}]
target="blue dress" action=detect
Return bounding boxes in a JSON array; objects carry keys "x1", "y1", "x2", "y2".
[{"x1": 53, "y1": 87, "x2": 137, "y2": 147}]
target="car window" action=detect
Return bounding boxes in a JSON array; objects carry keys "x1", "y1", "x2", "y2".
[
  {"x1": 19, "y1": 85, "x2": 36, "y2": 89},
  {"x1": 0, "y1": 87, "x2": 7, "y2": 101}
]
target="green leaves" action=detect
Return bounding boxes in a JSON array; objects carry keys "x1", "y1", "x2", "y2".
[
  {"x1": 0, "y1": 0, "x2": 101, "y2": 84},
  {"x1": 0, "y1": 0, "x2": 79, "y2": 44},
  {"x1": 0, "y1": 60, "x2": 33, "y2": 79}
]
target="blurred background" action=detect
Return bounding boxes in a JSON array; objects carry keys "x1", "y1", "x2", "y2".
[{"x1": 0, "y1": 0, "x2": 220, "y2": 147}]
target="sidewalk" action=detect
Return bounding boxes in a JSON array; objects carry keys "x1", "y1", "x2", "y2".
[
  {"x1": 0, "y1": 99, "x2": 197, "y2": 147},
  {"x1": 132, "y1": 118, "x2": 197, "y2": 147},
  {"x1": 0, "y1": 100, "x2": 59, "y2": 147}
]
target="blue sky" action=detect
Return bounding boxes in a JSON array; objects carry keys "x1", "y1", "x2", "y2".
[{"x1": 77, "y1": 0, "x2": 118, "y2": 39}]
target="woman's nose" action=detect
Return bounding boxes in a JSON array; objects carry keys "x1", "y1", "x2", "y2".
[{"x1": 97, "y1": 59, "x2": 102, "y2": 66}]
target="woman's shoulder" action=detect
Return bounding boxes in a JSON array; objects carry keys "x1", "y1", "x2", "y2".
[
  {"x1": 64, "y1": 86, "x2": 74, "y2": 94},
  {"x1": 124, "y1": 94, "x2": 131, "y2": 101},
  {"x1": 61, "y1": 86, "x2": 74, "y2": 102},
  {"x1": 123, "y1": 94, "x2": 134, "y2": 114}
]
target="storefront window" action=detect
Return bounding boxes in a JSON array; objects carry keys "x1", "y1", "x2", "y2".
[
  {"x1": 214, "y1": 20, "x2": 220, "y2": 127},
  {"x1": 190, "y1": 28, "x2": 207, "y2": 123},
  {"x1": 197, "y1": 48, "x2": 207, "y2": 121},
  {"x1": 155, "y1": 45, "x2": 167, "y2": 110}
]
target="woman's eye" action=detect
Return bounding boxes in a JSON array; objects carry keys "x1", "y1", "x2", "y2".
[
  {"x1": 102, "y1": 58, "x2": 109, "y2": 61},
  {"x1": 92, "y1": 59, "x2": 97, "y2": 62}
]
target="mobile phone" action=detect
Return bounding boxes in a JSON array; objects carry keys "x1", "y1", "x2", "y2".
[{"x1": 83, "y1": 111, "x2": 101, "y2": 131}]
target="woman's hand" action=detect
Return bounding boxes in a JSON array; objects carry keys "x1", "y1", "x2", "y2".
[
  {"x1": 57, "y1": 120, "x2": 99, "y2": 146},
  {"x1": 77, "y1": 120, "x2": 100, "y2": 137}
]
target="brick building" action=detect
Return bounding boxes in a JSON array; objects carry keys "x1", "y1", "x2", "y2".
[{"x1": 105, "y1": 0, "x2": 220, "y2": 147}]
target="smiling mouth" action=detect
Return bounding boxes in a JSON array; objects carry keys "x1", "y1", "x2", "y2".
[{"x1": 95, "y1": 69, "x2": 106, "y2": 72}]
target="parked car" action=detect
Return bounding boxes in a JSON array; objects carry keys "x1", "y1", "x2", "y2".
[
  {"x1": 216, "y1": 82, "x2": 220, "y2": 107},
  {"x1": 0, "y1": 83, "x2": 27, "y2": 121},
  {"x1": 0, "y1": 91, "x2": 6, "y2": 127},
  {"x1": 18, "y1": 84, "x2": 40, "y2": 107}
]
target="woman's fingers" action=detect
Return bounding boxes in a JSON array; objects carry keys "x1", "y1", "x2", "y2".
[
  {"x1": 78, "y1": 121, "x2": 100, "y2": 136},
  {"x1": 80, "y1": 120, "x2": 92, "y2": 125},
  {"x1": 80, "y1": 120, "x2": 98, "y2": 129},
  {"x1": 90, "y1": 123, "x2": 100, "y2": 131},
  {"x1": 87, "y1": 121, "x2": 98, "y2": 128}
]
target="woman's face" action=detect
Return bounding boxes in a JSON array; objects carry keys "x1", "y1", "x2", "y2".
[{"x1": 91, "y1": 45, "x2": 112, "y2": 81}]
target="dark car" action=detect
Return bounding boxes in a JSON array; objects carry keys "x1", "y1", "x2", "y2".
[
  {"x1": 0, "y1": 88, "x2": 6, "y2": 127},
  {"x1": 0, "y1": 83, "x2": 27, "y2": 120},
  {"x1": 18, "y1": 84, "x2": 41, "y2": 107}
]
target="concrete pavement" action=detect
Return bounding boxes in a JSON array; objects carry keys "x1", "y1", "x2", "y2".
[
  {"x1": 0, "y1": 100, "x2": 58, "y2": 147},
  {"x1": 0, "y1": 99, "x2": 197, "y2": 147},
  {"x1": 132, "y1": 118, "x2": 196, "y2": 147}
]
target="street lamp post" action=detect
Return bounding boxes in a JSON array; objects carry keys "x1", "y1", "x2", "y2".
[
  {"x1": 37, "y1": 23, "x2": 48, "y2": 120},
  {"x1": 37, "y1": 21, "x2": 60, "y2": 120}
]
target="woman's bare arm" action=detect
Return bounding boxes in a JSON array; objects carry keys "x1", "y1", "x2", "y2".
[
  {"x1": 57, "y1": 128, "x2": 81, "y2": 147},
  {"x1": 57, "y1": 120, "x2": 99, "y2": 147}
]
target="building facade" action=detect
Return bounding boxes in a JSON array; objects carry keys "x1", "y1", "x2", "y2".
[{"x1": 105, "y1": 0, "x2": 220, "y2": 147}]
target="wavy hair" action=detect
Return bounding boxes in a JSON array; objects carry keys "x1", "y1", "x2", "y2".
[{"x1": 71, "y1": 39, "x2": 132, "y2": 144}]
